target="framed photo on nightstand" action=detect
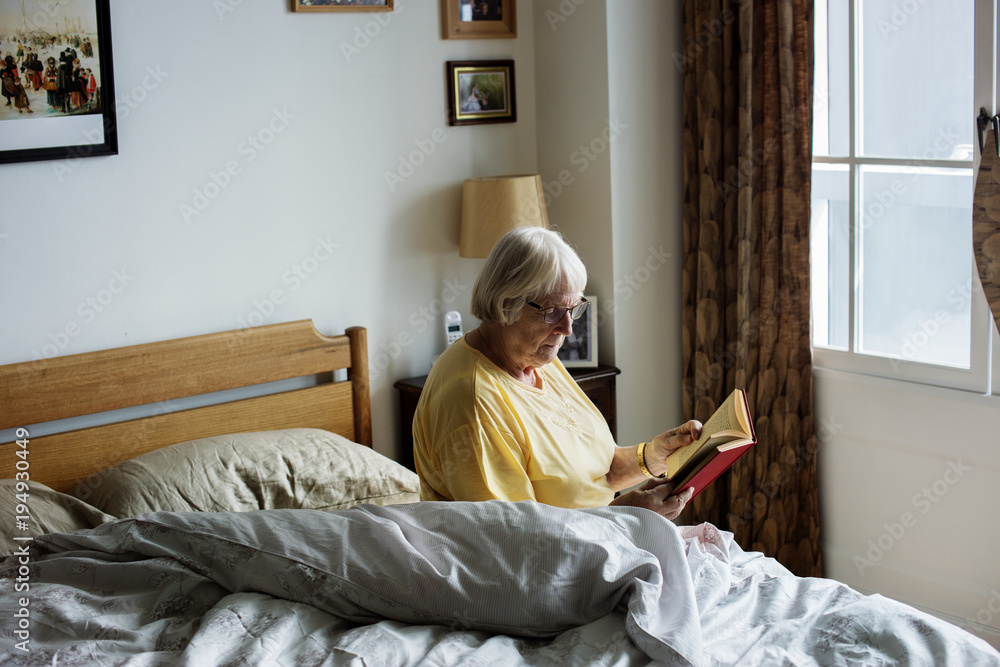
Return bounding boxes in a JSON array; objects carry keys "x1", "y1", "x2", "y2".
[{"x1": 559, "y1": 295, "x2": 597, "y2": 368}]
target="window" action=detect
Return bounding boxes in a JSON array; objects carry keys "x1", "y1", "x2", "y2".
[{"x1": 811, "y1": 0, "x2": 995, "y2": 392}]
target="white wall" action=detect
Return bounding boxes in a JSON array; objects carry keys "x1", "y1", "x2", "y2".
[
  {"x1": 2, "y1": 0, "x2": 685, "y2": 462},
  {"x1": 0, "y1": 0, "x2": 541, "y2": 458},
  {"x1": 816, "y1": 370, "x2": 1000, "y2": 648},
  {"x1": 606, "y1": 2, "x2": 684, "y2": 446},
  {"x1": 815, "y1": 1, "x2": 1000, "y2": 647},
  {"x1": 532, "y1": 0, "x2": 685, "y2": 448},
  {"x1": 532, "y1": 0, "x2": 614, "y2": 352}
]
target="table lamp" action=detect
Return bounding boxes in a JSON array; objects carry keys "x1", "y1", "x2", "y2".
[{"x1": 459, "y1": 174, "x2": 549, "y2": 258}]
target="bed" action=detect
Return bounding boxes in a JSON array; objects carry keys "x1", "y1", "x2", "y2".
[{"x1": 1, "y1": 320, "x2": 997, "y2": 666}]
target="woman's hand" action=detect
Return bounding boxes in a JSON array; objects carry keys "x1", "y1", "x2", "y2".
[
  {"x1": 610, "y1": 479, "x2": 695, "y2": 521},
  {"x1": 605, "y1": 420, "x2": 704, "y2": 493},
  {"x1": 646, "y1": 420, "x2": 703, "y2": 477}
]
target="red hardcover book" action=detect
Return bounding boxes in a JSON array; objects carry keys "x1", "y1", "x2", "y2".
[{"x1": 667, "y1": 389, "x2": 756, "y2": 499}]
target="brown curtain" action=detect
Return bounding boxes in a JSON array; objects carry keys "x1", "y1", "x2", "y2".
[{"x1": 679, "y1": 0, "x2": 822, "y2": 578}]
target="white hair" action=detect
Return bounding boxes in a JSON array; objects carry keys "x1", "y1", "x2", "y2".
[{"x1": 470, "y1": 226, "x2": 587, "y2": 325}]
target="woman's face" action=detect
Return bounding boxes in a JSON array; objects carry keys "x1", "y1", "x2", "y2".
[{"x1": 501, "y1": 280, "x2": 580, "y2": 370}]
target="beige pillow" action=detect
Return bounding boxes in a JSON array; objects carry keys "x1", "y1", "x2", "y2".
[
  {"x1": 0, "y1": 480, "x2": 115, "y2": 555},
  {"x1": 71, "y1": 429, "x2": 420, "y2": 518}
]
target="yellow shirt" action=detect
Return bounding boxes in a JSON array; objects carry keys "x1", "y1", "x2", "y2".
[{"x1": 412, "y1": 336, "x2": 616, "y2": 508}]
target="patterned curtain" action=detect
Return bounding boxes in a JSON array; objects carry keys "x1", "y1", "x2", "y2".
[
  {"x1": 973, "y1": 129, "x2": 1000, "y2": 339},
  {"x1": 679, "y1": 0, "x2": 822, "y2": 578}
]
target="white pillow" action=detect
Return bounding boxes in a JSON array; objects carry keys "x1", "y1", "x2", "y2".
[{"x1": 70, "y1": 429, "x2": 420, "y2": 518}]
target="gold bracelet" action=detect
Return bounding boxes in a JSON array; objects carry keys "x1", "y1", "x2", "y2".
[{"x1": 637, "y1": 442, "x2": 658, "y2": 478}]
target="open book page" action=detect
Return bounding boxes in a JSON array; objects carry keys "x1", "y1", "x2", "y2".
[{"x1": 663, "y1": 389, "x2": 750, "y2": 479}]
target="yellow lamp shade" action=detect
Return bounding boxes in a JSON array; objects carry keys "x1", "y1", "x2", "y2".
[{"x1": 459, "y1": 174, "x2": 550, "y2": 258}]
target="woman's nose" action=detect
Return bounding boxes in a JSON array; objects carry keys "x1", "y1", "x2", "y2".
[{"x1": 553, "y1": 311, "x2": 574, "y2": 335}]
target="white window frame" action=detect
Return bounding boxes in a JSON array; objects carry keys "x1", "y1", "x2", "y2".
[{"x1": 812, "y1": 0, "x2": 996, "y2": 394}]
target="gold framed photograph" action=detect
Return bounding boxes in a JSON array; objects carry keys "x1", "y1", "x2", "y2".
[
  {"x1": 440, "y1": 0, "x2": 516, "y2": 39},
  {"x1": 292, "y1": 0, "x2": 393, "y2": 12},
  {"x1": 446, "y1": 60, "x2": 516, "y2": 126}
]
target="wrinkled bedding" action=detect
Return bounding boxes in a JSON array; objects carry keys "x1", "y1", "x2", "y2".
[{"x1": 1, "y1": 501, "x2": 997, "y2": 666}]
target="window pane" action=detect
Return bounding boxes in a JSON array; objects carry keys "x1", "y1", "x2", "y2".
[
  {"x1": 858, "y1": 0, "x2": 974, "y2": 160},
  {"x1": 811, "y1": 165, "x2": 850, "y2": 349},
  {"x1": 813, "y1": 0, "x2": 850, "y2": 156},
  {"x1": 858, "y1": 167, "x2": 973, "y2": 368}
]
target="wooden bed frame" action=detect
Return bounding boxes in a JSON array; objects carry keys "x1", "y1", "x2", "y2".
[{"x1": 0, "y1": 321, "x2": 371, "y2": 493}]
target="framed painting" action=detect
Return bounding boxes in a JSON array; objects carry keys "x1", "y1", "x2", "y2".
[
  {"x1": 446, "y1": 60, "x2": 516, "y2": 126},
  {"x1": 440, "y1": 0, "x2": 515, "y2": 39},
  {"x1": 0, "y1": 0, "x2": 118, "y2": 165},
  {"x1": 292, "y1": 0, "x2": 393, "y2": 12},
  {"x1": 558, "y1": 295, "x2": 598, "y2": 368}
]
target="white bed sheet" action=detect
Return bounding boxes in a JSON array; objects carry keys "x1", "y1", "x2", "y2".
[{"x1": 0, "y1": 501, "x2": 996, "y2": 666}]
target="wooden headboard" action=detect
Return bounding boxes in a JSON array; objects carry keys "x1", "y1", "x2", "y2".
[{"x1": 0, "y1": 321, "x2": 371, "y2": 492}]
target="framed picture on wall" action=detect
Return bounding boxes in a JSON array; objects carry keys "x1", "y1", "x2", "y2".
[
  {"x1": 292, "y1": 0, "x2": 393, "y2": 11},
  {"x1": 440, "y1": 0, "x2": 516, "y2": 39},
  {"x1": 0, "y1": 0, "x2": 118, "y2": 165},
  {"x1": 446, "y1": 60, "x2": 516, "y2": 126},
  {"x1": 558, "y1": 295, "x2": 598, "y2": 368}
]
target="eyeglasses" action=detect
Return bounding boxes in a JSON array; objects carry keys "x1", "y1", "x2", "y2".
[{"x1": 526, "y1": 298, "x2": 590, "y2": 324}]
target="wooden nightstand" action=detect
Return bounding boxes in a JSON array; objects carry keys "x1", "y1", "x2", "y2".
[{"x1": 392, "y1": 364, "x2": 621, "y2": 471}]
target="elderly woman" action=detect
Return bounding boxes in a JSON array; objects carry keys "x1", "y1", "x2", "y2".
[{"x1": 413, "y1": 226, "x2": 701, "y2": 520}]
